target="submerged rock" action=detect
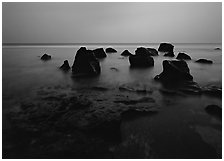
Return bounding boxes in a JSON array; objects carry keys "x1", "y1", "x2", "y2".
[
  {"x1": 93, "y1": 48, "x2": 107, "y2": 58},
  {"x1": 60, "y1": 60, "x2": 70, "y2": 71},
  {"x1": 106, "y1": 47, "x2": 117, "y2": 53},
  {"x1": 158, "y1": 43, "x2": 175, "y2": 57},
  {"x1": 41, "y1": 54, "x2": 51, "y2": 60},
  {"x1": 195, "y1": 59, "x2": 213, "y2": 64},
  {"x1": 205, "y1": 105, "x2": 221, "y2": 118},
  {"x1": 147, "y1": 48, "x2": 159, "y2": 56},
  {"x1": 176, "y1": 52, "x2": 191, "y2": 60},
  {"x1": 214, "y1": 48, "x2": 221, "y2": 50},
  {"x1": 72, "y1": 47, "x2": 101, "y2": 76},
  {"x1": 154, "y1": 60, "x2": 193, "y2": 83},
  {"x1": 121, "y1": 50, "x2": 132, "y2": 56}
]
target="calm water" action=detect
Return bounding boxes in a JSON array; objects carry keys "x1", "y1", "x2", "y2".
[{"x1": 2, "y1": 43, "x2": 222, "y2": 158}]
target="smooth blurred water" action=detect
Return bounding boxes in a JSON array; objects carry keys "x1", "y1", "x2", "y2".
[{"x1": 2, "y1": 43, "x2": 222, "y2": 100}]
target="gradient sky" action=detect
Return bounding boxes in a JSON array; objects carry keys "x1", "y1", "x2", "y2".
[{"x1": 2, "y1": 2, "x2": 222, "y2": 43}]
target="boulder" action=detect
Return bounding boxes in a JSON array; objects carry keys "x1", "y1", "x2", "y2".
[
  {"x1": 158, "y1": 43, "x2": 174, "y2": 52},
  {"x1": 93, "y1": 48, "x2": 107, "y2": 59},
  {"x1": 154, "y1": 60, "x2": 193, "y2": 82},
  {"x1": 214, "y1": 48, "x2": 221, "y2": 50},
  {"x1": 60, "y1": 60, "x2": 70, "y2": 71},
  {"x1": 158, "y1": 43, "x2": 175, "y2": 57},
  {"x1": 147, "y1": 48, "x2": 159, "y2": 56},
  {"x1": 135, "y1": 47, "x2": 151, "y2": 56},
  {"x1": 195, "y1": 59, "x2": 213, "y2": 64},
  {"x1": 105, "y1": 47, "x2": 117, "y2": 53},
  {"x1": 41, "y1": 54, "x2": 51, "y2": 60},
  {"x1": 176, "y1": 52, "x2": 191, "y2": 60},
  {"x1": 205, "y1": 105, "x2": 221, "y2": 118},
  {"x1": 72, "y1": 47, "x2": 101, "y2": 76},
  {"x1": 121, "y1": 50, "x2": 132, "y2": 56},
  {"x1": 129, "y1": 55, "x2": 154, "y2": 67}
]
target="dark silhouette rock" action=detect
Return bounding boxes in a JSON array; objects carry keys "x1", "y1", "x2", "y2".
[
  {"x1": 147, "y1": 48, "x2": 159, "y2": 56},
  {"x1": 195, "y1": 59, "x2": 213, "y2": 64},
  {"x1": 105, "y1": 47, "x2": 117, "y2": 53},
  {"x1": 176, "y1": 52, "x2": 191, "y2": 60},
  {"x1": 214, "y1": 48, "x2": 221, "y2": 50},
  {"x1": 135, "y1": 47, "x2": 151, "y2": 56},
  {"x1": 93, "y1": 48, "x2": 107, "y2": 58},
  {"x1": 158, "y1": 43, "x2": 175, "y2": 57},
  {"x1": 41, "y1": 54, "x2": 51, "y2": 60},
  {"x1": 72, "y1": 47, "x2": 101, "y2": 76},
  {"x1": 205, "y1": 105, "x2": 221, "y2": 118},
  {"x1": 60, "y1": 60, "x2": 70, "y2": 71},
  {"x1": 129, "y1": 55, "x2": 154, "y2": 67},
  {"x1": 154, "y1": 60, "x2": 193, "y2": 82},
  {"x1": 121, "y1": 50, "x2": 132, "y2": 56}
]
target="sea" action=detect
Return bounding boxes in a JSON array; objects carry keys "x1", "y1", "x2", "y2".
[{"x1": 2, "y1": 43, "x2": 222, "y2": 158}]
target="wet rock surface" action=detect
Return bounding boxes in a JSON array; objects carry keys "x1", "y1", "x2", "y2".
[
  {"x1": 72, "y1": 47, "x2": 101, "y2": 76},
  {"x1": 205, "y1": 105, "x2": 221, "y2": 119},
  {"x1": 176, "y1": 52, "x2": 191, "y2": 60},
  {"x1": 41, "y1": 54, "x2": 51, "y2": 61},
  {"x1": 129, "y1": 54, "x2": 154, "y2": 67}
]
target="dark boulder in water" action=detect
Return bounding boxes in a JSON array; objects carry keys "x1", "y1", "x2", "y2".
[
  {"x1": 60, "y1": 60, "x2": 70, "y2": 71},
  {"x1": 147, "y1": 48, "x2": 159, "y2": 56},
  {"x1": 72, "y1": 47, "x2": 101, "y2": 76},
  {"x1": 195, "y1": 59, "x2": 213, "y2": 64},
  {"x1": 176, "y1": 52, "x2": 191, "y2": 60},
  {"x1": 205, "y1": 105, "x2": 221, "y2": 118},
  {"x1": 135, "y1": 47, "x2": 151, "y2": 56},
  {"x1": 214, "y1": 48, "x2": 221, "y2": 50},
  {"x1": 41, "y1": 54, "x2": 51, "y2": 60},
  {"x1": 121, "y1": 50, "x2": 132, "y2": 56},
  {"x1": 105, "y1": 47, "x2": 117, "y2": 53},
  {"x1": 154, "y1": 60, "x2": 193, "y2": 82},
  {"x1": 158, "y1": 43, "x2": 175, "y2": 57},
  {"x1": 93, "y1": 48, "x2": 107, "y2": 59},
  {"x1": 129, "y1": 54, "x2": 154, "y2": 67}
]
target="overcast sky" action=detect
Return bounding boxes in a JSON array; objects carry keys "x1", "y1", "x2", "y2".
[{"x1": 2, "y1": 2, "x2": 222, "y2": 44}]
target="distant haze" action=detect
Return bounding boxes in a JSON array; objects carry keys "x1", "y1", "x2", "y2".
[{"x1": 2, "y1": 2, "x2": 222, "y2": 44}]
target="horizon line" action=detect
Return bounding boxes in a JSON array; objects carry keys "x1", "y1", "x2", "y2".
[{"x1": 2, "y1": 42, "x2": 221, "y2": 46}]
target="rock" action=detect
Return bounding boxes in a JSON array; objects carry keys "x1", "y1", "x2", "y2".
[
  {"x1": 205, "y1": 105, "x2": 221, "y2": 118},
  {"x1": 72, "y1": 47, "x2": 101, "y2": 76},
  {"x1": 105, "y1": 47, "x2": 117, "y2": 53},
  {"x1": 60, "y1": 60, "x2": 70, "y2": 71},
  {"x1": 176, "y1": 52, "x2": 191, "y2": 60},
  {"x1": 121, "y1": 50, "x2": 132, "y2": 56},
  {"x1": 93, "y1": 48, "x2": 107, "y2": 58},
  {"x1": 214, "y1": 48, "x2": 221, "y2": 50},
  {"x1": 147, "y1": 48, "x2": 158, "y2": 56},
  {"x1": 135, "y1": 47, "x2": 151, "y2": 56},
  {"x1": 110, "y1": 67, "x2": 119, "y2": 72},
  {"x1": 41, "y1": 54, "x2": 51, "y2": 60},
  {"x1": 195, "y1": 59, "x2": 213, "y2": 64},
  {"x1": 129, "y1": 55, "x2": 154, "y2": 67},
  {"x1": 202, "y1": 85, "x2": 222, "y2": 98},
  {"x1": 154, "y1": 60, "x2": 193, "y2": 82},
  {"x1": 158, "y1": 43, "x2": 175, "y2": 57}
]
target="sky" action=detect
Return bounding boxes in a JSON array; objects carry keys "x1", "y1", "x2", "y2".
[{"x1": 2, "y1": 2, "x2": 222, "y2": 44}]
